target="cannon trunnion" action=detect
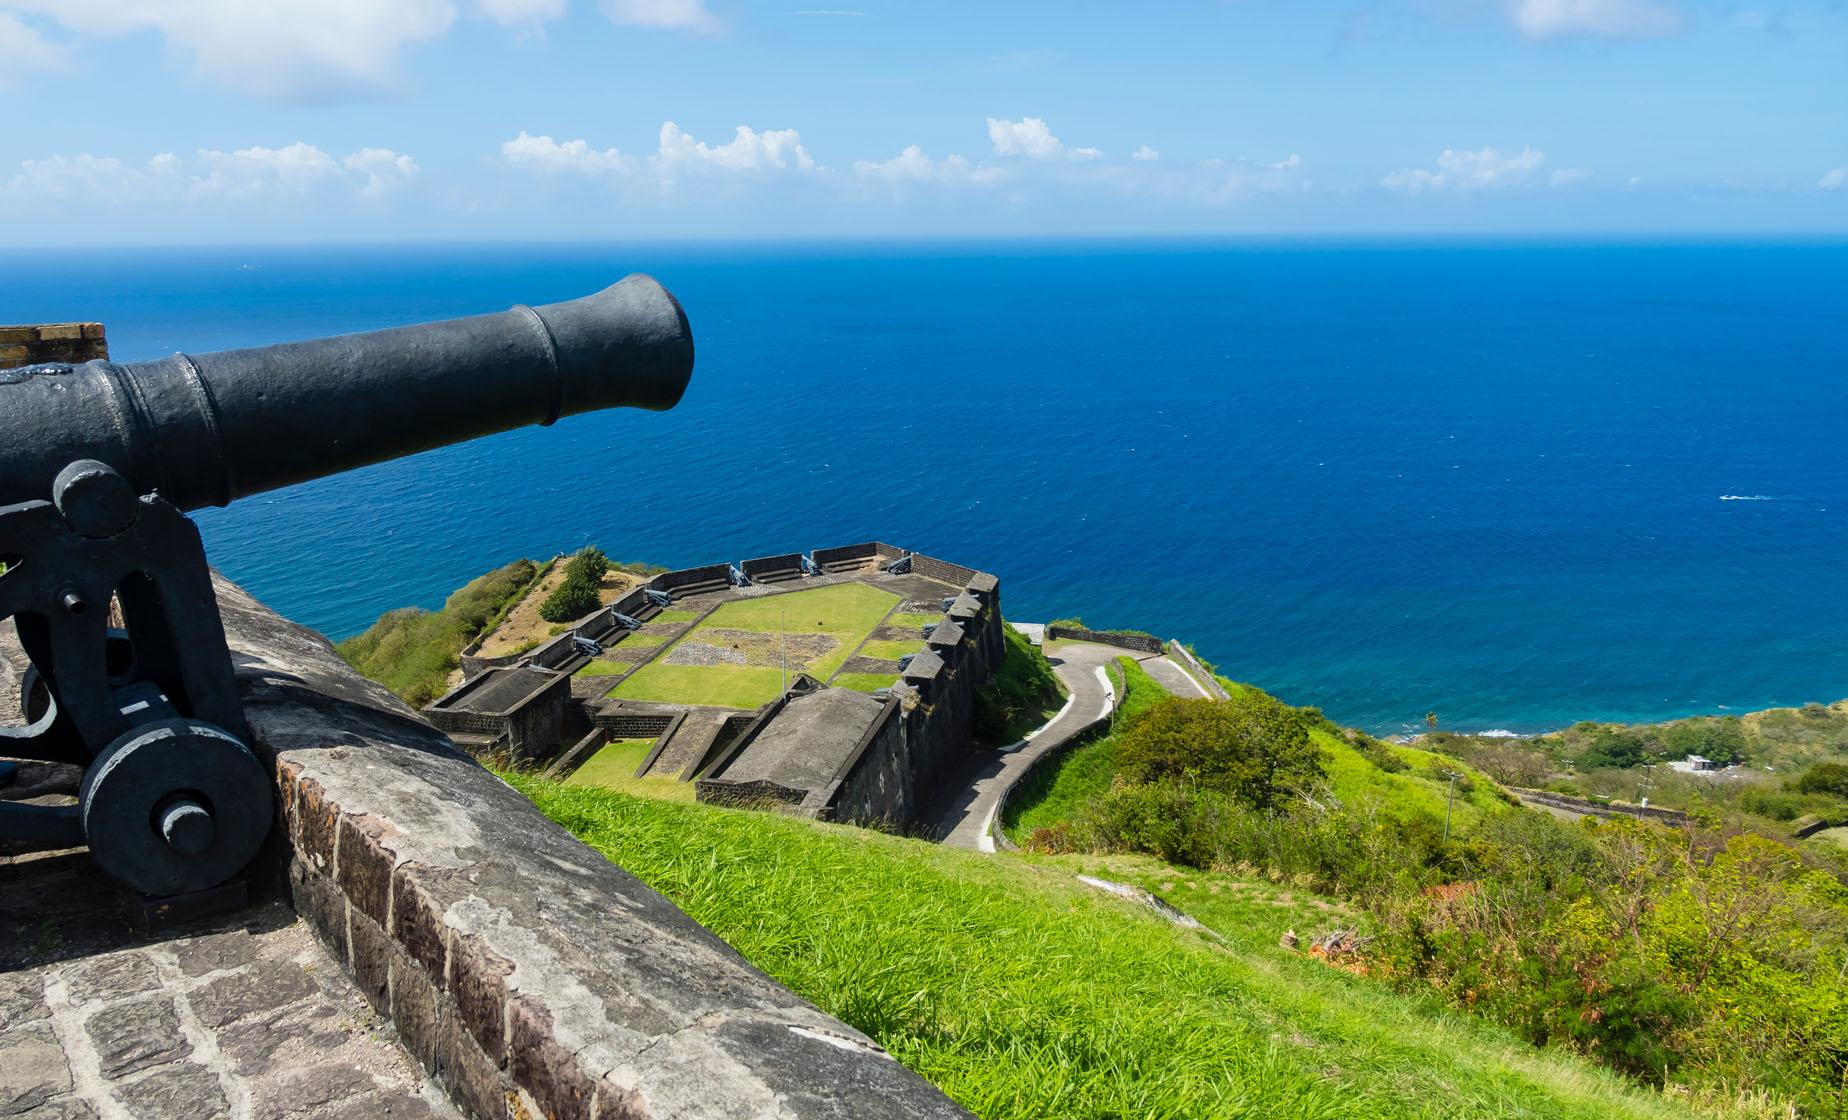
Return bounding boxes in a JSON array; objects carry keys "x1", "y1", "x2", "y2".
[{"x1": 0, "y1": 276, "x2": 695, "y2": 899}]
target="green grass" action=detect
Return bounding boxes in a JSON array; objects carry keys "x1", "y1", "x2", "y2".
[
  {"x1": 1816, "y1": 826, "x2": 1848, "y2": 848},
  {"x1": 576, "y1": 659, "x2": 631, "y2": 678},
  {"x1": 507, "y1": 775, "x2": 1709, "y2": 1120},
  {"x1": 612, "y1": 584, "x2": 902, "y2": 708},
  {"x1": 1006, "y1": 665, "x2": 1513, "y2": 844},
  {"x1": 607, "y1": 663, "x2": 790, "y2": 709},
  {"x1": 890, "y1": 611, "x2": 943, "y2": 631},
  {"x1": 834, "y1": 672, "x2": 899, "y2": 693},
  {"x1": 563, "y1": 740, "x2": 698, "y2": 803},
  {"x1": 974, "y1": 623, "x2": 1068, "y2": 745},
  {"x1": 856, "y1": 638, "x2": 926, "y2": 662},
  {"x1": 1005, "y1": 658, "x2": 1167, "y2": 841}
]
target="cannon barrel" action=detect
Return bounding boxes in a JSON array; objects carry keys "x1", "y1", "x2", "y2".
[{"x1": 0, "y1": 273, "x2": 693, "y2": 511}]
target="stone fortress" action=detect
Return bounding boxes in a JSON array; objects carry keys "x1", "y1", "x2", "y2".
[{"x1": 424, "y1": 542, "x2": 1004, "y2": 831}]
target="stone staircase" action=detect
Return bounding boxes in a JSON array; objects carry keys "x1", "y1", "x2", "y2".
[{"x1": 642, "y1": 709, "x2": 738, "y2": 780}]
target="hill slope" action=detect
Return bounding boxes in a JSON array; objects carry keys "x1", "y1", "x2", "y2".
[{"x1": 507, "y1": 774, "x2": 1712, "y2": 1120}]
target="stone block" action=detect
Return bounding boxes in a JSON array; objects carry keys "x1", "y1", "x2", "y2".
[
  {"x1": 253, "y1": 1060, "x2": 376, "y2": 1118},
  {"x1": 62, "y1": 951, "x2": 160, "y2": 1005},
  {"x1": 86, "y1": 995, "x2": 188, "y2": 1077},
  {"x1": 448, "y1": 934, "x2": 514, "y2": 1065},
  {"x1": 297, "y1": 775, "x2": 339, "y2": 871},
  {"x1": 392, "y1": 868, "x2": 448, "y2": 980},
  {"x1": 592, "y1": 1080, "x2": 647, "y2": 1120},
  {"x1": 336, "y1": 813, "x2": 395, "y2": 926},
  {"x1": 287, "y1": 857, "x2": 349, "y2": 966},
  {"x1": 36, "y1": 324, "x2": 84, "y2": 341},
  {"x1": 0, "y1": 1024, "x2": 71, "y2": 1116},
  {"x1": 0, "y1": 327, "x2": 37, "y2": 343},
  {"x1": 114, "y1": 1064, "x2": 229, "y2": 1119},
  {"x1": 190, "y1": 959, "x2": 318, "y2": 1028},
  {"x1": 24, "y1": 1097, "x2": 97, "y2": 1120},
  {"x1": 507, "y1": 997, "x2": 592, "y2": 1120},
  {"x1": 388, "y1": 947, "x2": 442, "y2": 1072},
  {"x1": 0, "y1": 971, "x2": 47, "y2": 1031},
  {"x1": 172, "y1": 928, "x2": 256, "y2": 977},
  {"x1": 349, "y1": 910, "x2": 392, "y2": 1012},
  {"x1": 0, "y1": 344, "x2": 29, "y2": 363},
  {"x1": 443, "y1": 1016, "x2": 510, "y2": 1120}
]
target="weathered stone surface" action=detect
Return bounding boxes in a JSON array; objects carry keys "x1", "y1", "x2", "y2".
[
  {"x1": 0, "y1": 1024, "x2": 72, "y2": 1116},
  {"x1": 0, "y1": 972, "x2": 47, "y2": 1031},
  {"x1": 333, "y1": 1091, "x2": 441, "y2": 1118},
  {"x1": 63, "y1": 951, "x2": 160, "y2": 1006},
  {"x1": 191, "y1": 958, "x2": 318, "y2": 1028},
  {"x1": 172, "y1": 928, "x2": 257, "y2": 976},
  {"x1": 254, "y1": 1060, "x2": 377, "y2": 1118},
  {"x1": 112, "y1": 1063, "x2": 229, "y2": 1119},
  {"x1": 86, "y1": 995, "x2": 189, "y2": 1077},
  {"x1": 23, "y1": 1096, "x2": 98, "y2": 1120}
]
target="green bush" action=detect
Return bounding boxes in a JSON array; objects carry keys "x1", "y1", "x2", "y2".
[
  {"x1": 540, "y1": 574, "x2": 601, "y2": 624},
  {"x1": 1116, "y1": 692, "x2": 1322, "y2": 809},
  {"x1": 338, "y1": 558, "x2": 538, "y2": 706},
  {"x1": 564, "y1": 545, "x2": 610, "y2": 586},
  {"x1": 1796, "y1": 761, "x2": 1848, "y2": 798}
]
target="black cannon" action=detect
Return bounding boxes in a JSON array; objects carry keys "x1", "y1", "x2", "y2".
[{"x1": 0, "y1": 275, "x2": 694, "y2": 898}]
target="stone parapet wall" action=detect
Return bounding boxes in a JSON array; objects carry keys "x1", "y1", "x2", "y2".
[
  {"x1": 0, "y1": 323, "x2": 107, "y2": 369},
  {"x1": 1166, "y1": 640, "x2": 1231, "y2": 700},
  {"x1": 741, "y1": 552, "x2": 804, "y2": 582},
  {"x1": 208, "y1": 576, "x2": 971, "y2": 1120},
  {"x1": 1047, "y1": 624, "x2": 1164, "y2": 654}
]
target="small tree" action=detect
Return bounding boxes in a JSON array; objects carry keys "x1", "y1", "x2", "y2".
[
  {"x1": 1116, "y1": 693, "x2": 1321, "y2": 810},
  {"x1": 564, "y1": 545, "x2": 610, "y2": 587},
  {"x1": 539, "y1": 574, "x2": 600, "y2": 623},
  {"x1": 1795, "y1": 761, "x2": 1848, "y2": 798}
]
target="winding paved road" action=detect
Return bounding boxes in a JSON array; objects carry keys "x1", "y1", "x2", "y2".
[{"x1": 920, "y1": 642, "x2": 1123, "y2": 850}]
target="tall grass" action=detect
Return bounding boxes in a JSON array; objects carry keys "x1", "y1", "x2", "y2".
[
  {"x1": 337, "y1": 558, "x2": 539, "y2": 706},
  {"x1": 507, "y1": 775, "x2": 1716, "y2": 1120}
]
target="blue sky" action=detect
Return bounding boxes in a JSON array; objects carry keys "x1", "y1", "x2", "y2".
[{"x1": 2, "y1": 1, "x2": 1844, "y2": 243}]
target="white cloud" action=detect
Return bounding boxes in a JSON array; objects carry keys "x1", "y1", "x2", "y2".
[
  {"x1": 1821, "y1": 168, "x2": 1847, "y2": 191},
  {"x1": 7, "y1": 143, "x2": 417, "y2": 205},
  {"x1": 601, "y1": 0, "x2": 720, "y2": 32},
  {"x1": 7, "y1": 0, "x2": 457, "y2": 100},
  {"x1": 501, "y1": 131, "x2": 636, "y2": 175},
  {"x1": 476, "y1": 0, "x2": 569, "y2": 30},
  {"x1": 0, "y1": 11, "x2": 69, "y2": 89},
  {"x1": 853, "y1": 145, "x2": 1004, "y2": 188},
  {"x1": 1383, "y1": 146, "x2": 1568, "y2": 194},
  {"x1": 1549, "y1": 166, "x2": 1592, "y2": 188},
  {"x1": 344, "y1": 148, "x2": 422, "y2": 198},
  {"x1": 1506, "y1": 0, "x2": 1684, "y2": 40},
  {"x1": 1131, "y1": 145, "x2": 1161, "y2": 162},
  {"x1": 986, "y1": 117, "x2": 1099, "y2": 161},
  {"x1": 653, "y1": 122, "x2": 816, "y2": 177}
]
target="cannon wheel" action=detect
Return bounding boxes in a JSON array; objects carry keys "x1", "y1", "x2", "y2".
[{"x1": 79, "y1": 718, "x2": 272, "y2": 897}]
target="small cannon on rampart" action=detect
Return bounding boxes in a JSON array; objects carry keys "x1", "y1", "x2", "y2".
[{"x1": 0, "y1": 275, "x2": 694, "y2": 898}]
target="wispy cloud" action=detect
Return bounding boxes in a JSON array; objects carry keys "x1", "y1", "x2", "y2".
[
  {"x1": 1505, "y1": 0, "x2": 1685, "y2": 40},
  {"x1": 1383, "y1": 146, "x2": 1587, "y2": 194}
]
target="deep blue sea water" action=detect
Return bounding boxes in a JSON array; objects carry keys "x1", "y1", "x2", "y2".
[{"x1": 6, "y1": 241, "x2": 1846, "y2": 735}]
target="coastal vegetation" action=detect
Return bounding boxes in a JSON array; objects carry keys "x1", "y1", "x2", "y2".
[
  {"x1": 539, "y1": 545, "x2": 611, "y2": 623},
  {"x1": 971, "y1": 622, "x2": 1065, "y2": 744},
  {"x1": 1007, "y1": 674, "x2": 1848, "y2": 1115},
  {"x1": 335, "y1": 557, "x2": 540, "y2": 706},
  {"x1": 508, "y1": 771, "x2": 1701, "y2": 1120}
]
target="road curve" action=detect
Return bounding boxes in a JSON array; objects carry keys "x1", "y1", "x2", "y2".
[{"x1": 920, "y1": 642, "x2": 1122, "y2": 850}]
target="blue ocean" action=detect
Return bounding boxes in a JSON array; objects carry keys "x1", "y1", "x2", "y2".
[{"x1": 7, "y1": 241, "x2": 1846, "y2": 735}]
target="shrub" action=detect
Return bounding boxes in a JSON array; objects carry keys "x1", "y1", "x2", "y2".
[
  {"x1": 1579, "y1": 727, "x2": 1648, "y2": 770},
  {"x1": 540, "y1": 574, "x2": 601, "y2": 623},
  {"x1": 338, "y1": 558, "x2": 537, "y2": 706},
  {"x1": 1116, "y1": 692, "x2": 1321, "y2": 810},
  {"x1": 565, "y1": 545, "x2": 610, "y2": 586},
  {"x1": 1795, "y1": 761, "x2": 1848, "y2": 798}
]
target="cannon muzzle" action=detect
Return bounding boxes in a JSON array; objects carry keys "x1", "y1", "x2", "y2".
[{"x1": 0, "y1": 273, "x2": 694, "y2": 511}]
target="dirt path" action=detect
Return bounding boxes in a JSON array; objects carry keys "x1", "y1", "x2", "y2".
[{"x1": 475, "y1": 563, "x2": 643, "y2": 658}]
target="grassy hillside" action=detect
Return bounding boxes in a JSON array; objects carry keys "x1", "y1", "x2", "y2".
[
  {"x1": 337, "y1": 558, "x2": 541, "y2": 706},
  {"x1": 507, "y1": 774, "x2": 1711, "y2": 1120},
  {"x1": 1007, "y1": 660, "x2": 1513, "y2": 846}
]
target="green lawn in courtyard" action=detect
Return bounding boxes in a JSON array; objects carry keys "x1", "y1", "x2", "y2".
[
  {"x1": 889, "y1": 611, "x2": 941, "y2": 631},
  {"x1": 856, "y1": 638, "x2": 925, "y2": 662},
  {"x1": 608, "y1": 663, "x2": 791, "y2": 709},
  {"x1": 577, "y1": 659, "x2": 631, "y2": 677},
  {"x1": 833, "y1": 672, "x2": 899, "y2": 693},
  {"x1": 609, "y1": 583, "x2": 902, "y2": 708},
  {"x1": 564, "y1": 739, "x2": 697, "y2": 803}
]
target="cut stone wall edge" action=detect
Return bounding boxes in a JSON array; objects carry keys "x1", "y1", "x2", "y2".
[{"x1": 212, "y1": 573, "x2": 972, "y2": 1120}]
